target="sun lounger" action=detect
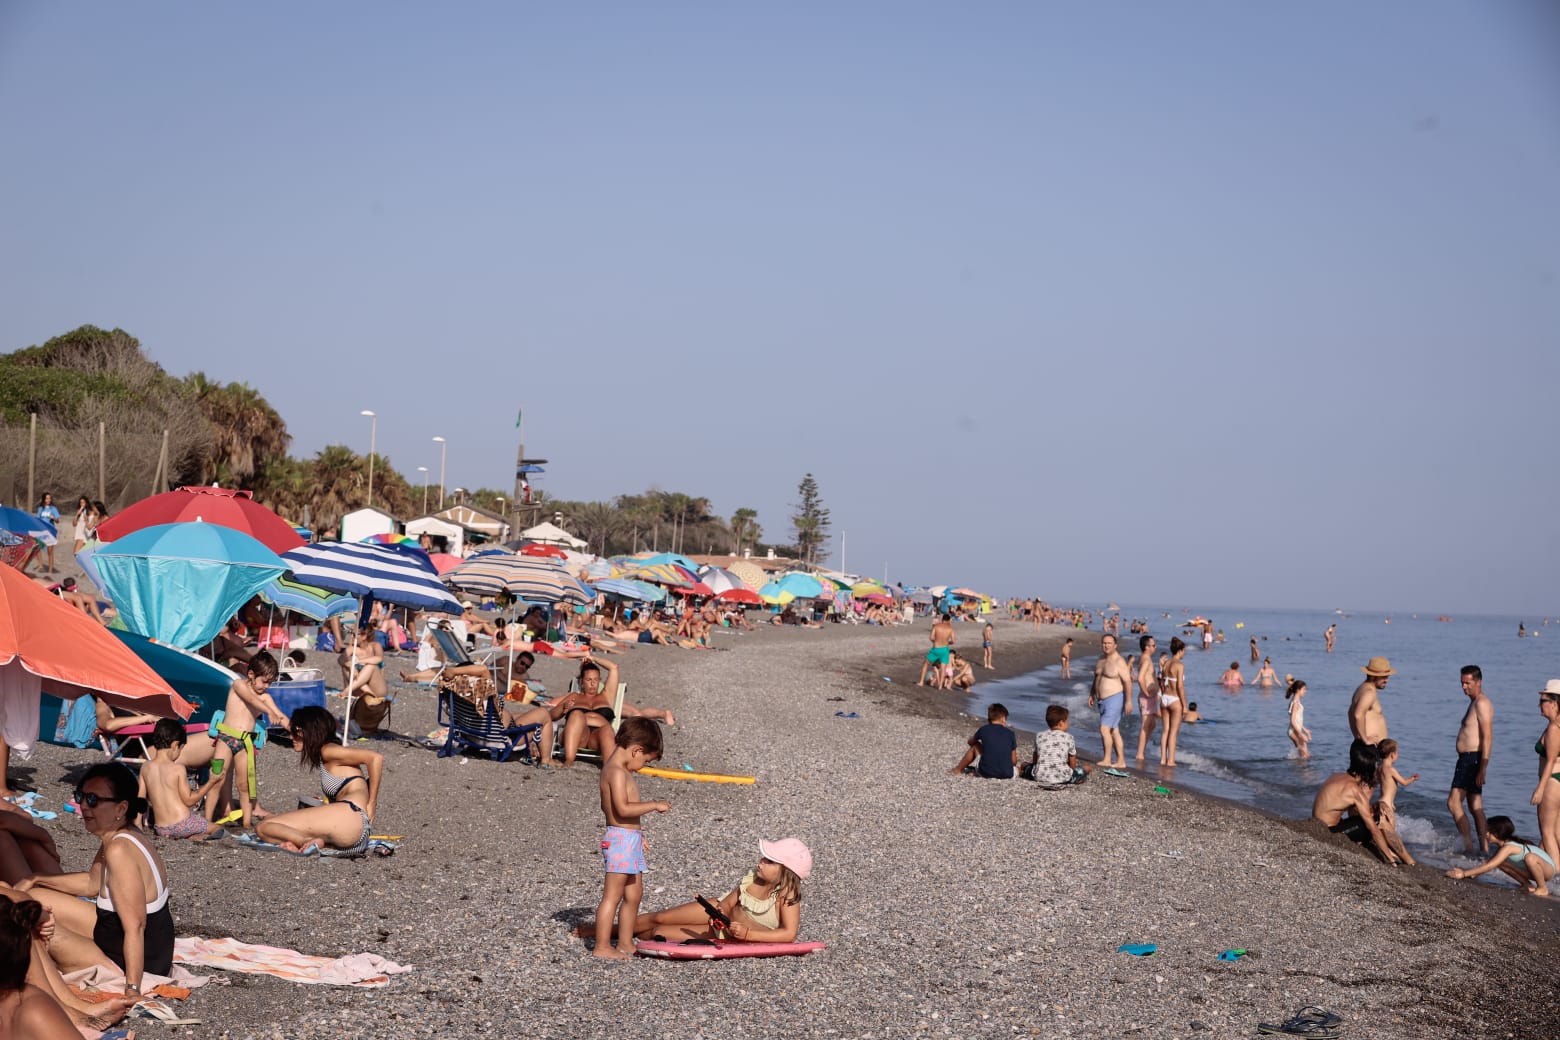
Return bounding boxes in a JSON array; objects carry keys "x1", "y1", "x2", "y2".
[{"x1": 553, "y1": 679, "x2": 627, "y2": 764}]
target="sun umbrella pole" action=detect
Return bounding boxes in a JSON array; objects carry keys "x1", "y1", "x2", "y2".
[{"x1": 342, "y1": 596, "x2": 368, "y2": 740}]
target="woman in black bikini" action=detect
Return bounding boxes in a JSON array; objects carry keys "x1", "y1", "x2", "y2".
[
  {"x1": 1532, "y1": 683, "x2": 1560, "y2": 874},
  {"x1": 256, "y1": 707, "x2": 383, "y2": 854}
]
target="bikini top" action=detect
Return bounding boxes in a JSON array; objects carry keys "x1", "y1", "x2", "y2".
[
  {"x1": 96, "y1": 833, "x2": 170, "y2": 914},
  {"x1": 735, "y1": 871, "x2": 781, "y2": 931},
  {"x1": 321, "y1": 763, "x2": 367, "y2": 801}
]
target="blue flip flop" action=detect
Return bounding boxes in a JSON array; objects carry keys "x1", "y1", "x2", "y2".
[
  {"x1": 1102, "y1": 768, "x2": 1131, "y2": 778},
  {"x1": 1117, "y1": 943, "x2": 1158, "y2": 957},
  {"x1": 834, "y1": 711, "x2": 861, "y2": 719}
]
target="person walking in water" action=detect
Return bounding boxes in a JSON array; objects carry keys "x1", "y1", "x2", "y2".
[
  {"x1": 1249, "y1": 636, "x2": 1259, "y2": 663},
  {"x1": 1325, "y1": 623, "x2": 1337, "y2": 653},
  {"x1": 1349, "y1": 657, "x2": 1395, "y2": 745},
  {"x1": 1449, "y1": 665, "x2": 1494, "y2": 856}
]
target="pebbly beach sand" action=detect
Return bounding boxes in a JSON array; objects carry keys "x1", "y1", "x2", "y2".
[{"x1": 15, "y1": 616, "x2": 1560, "y2": 1039}]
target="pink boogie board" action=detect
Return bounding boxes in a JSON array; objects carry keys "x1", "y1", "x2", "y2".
[{"x1": 636, "y1": 940, "x2": 827, "y2": 960}]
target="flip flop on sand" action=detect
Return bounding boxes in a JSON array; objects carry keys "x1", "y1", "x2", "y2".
[
  {"x1": 1116, "y1": 943, "x2": 1157, "y2": 956},
  {"x1": 1102, "y1": 768, "x2": 1131, "y2": 778},
  {"x1": 1256, "y1": 1006, "x2": 1342, "y2": 1038},
  {"x1": 130, "y1": 1000, "x2": 202, "y2": 1026}
]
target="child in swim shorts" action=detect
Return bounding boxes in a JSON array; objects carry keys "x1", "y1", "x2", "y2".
[
  {"x1": 142, "y1": 719, "x2": 226, "y2": 841},
  {"x1": 593, "y1": 718, "x2": 670, "y2": 958}
]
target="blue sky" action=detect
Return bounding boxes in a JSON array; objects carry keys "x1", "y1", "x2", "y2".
[{"x1": 2, "y1": 2, "x2": 1556, "y2": 613}]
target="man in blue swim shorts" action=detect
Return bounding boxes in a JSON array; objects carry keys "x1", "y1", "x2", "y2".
[{"x1": 1090, "y1": 634, "x2": 1133, "y2": 769}]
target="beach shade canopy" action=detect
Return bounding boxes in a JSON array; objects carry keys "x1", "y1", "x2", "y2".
[
  {"x1": 94, "y1": 522, "x2": 288, "y2": 650},
  {"x1": 776, "y1": 572, "x2": 825, "y2": 599},
  {"x1": 111, "y1": 631, "x2": 235, "y2": 721},
  {"x1": 715, "y1": 587, "x2": 762, "y2": 606},
  {"x1": 443, "y1": 554, "x2": 594, "y2": 605},
  {"x1": 725, "y1": 560, "x2": 768, "y2": 592},
  {"x1": 517, "y1": 543, "x2": 568, "y2": 560},
  {"x1": 594, "y1": 578, "x2": 667, "y2": 603},
  {"x1": 0, "y1": 563, "x2": 194, "y2": 717},
  {"x1": 281, "y1": 542, "x2": 462, "y2": 614},
  {"x1": 95, "y1": 486, "x2": 303, "y2": 555},
  {"x1": 259, "y1": 574, "x2": 358, "y2": 621}
]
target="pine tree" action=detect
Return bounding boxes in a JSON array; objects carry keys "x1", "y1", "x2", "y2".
[{"x1": 791, "y1": 473, "x2": 831, "y2": 566}]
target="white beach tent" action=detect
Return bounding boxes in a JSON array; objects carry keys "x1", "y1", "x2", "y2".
[
  {"x1": 404, "y1": 515, "x2": 466, "y2": 556},
  {"x1": 519, "y1": 521, "x2": 587, "y2": 550}
]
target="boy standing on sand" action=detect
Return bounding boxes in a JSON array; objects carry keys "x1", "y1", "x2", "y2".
[
  {"x1": 1448, "y1": 665, "x2": 1493, "y2": 856},
  {"x1": 211, "y1": 652, "x2": 291, "y2": 828},
  {"x1": 141, "y1": 720, "x2": 226, "y2": 840},
  {"x1": 948, "y1": 703, "x2": 1017, "y2": 779},
  {"x1": 594, "y1": 718, "x2": 670, "y2": 958}
]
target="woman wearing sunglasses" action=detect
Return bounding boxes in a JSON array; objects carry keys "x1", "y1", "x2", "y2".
[{"x1": 15, "y1": 763, "x2": 174, "y2": 998}]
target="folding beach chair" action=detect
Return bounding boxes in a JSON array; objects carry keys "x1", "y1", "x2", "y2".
[
  {"x1": 436, "y1": 687, "x2": 543, "y2": 763},
  {"x1": 553, "y1": 678, "x2": 627, "y2": 764}
]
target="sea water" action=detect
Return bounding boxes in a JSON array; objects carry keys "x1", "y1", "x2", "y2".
[{"x1": 972, "y1": 606, "x2": 1559, "y2": 868}]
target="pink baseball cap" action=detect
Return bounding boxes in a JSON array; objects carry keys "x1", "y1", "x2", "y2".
[{"x1": 759, "y1": 837, "x2": 812, "y2": 879}]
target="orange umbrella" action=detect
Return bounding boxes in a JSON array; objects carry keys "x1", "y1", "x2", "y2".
[{"x1": 0, "y1": 564, "x2": 194, "y2": 718}]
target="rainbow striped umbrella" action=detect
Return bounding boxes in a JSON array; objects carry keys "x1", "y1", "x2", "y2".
[{"x1": 362, "y1": 532, "x2": 420, "y2": 548}]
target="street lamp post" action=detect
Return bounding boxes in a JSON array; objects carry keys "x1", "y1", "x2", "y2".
[
  {"x1": 360, "y1": 410, "x2": 377, "y2": 506},
  {"x1": 432, "y1": 436, "x2": 447, "y2": 511},
  {"x1": 417, "y1": 467, "x2": 429, "y2": 514}
]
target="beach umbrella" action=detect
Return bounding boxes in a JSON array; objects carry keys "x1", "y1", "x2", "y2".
[
  {"x1": 671, "y1": 581, "x2": 715, "y2": 598},
  {"x1": 518, "y1": 543, "x2": 568, "y2": 560},
  {"x1": 281, "y1": 542, "x2": 461, "y2": 614},
  {"x1": 95, "y1": 486, "x2": 303, "y2": 555},
  {"x1": 94, "y1": 522, "x2": 288, "y2": 651},
  {"x1": 428, "y1": 553, "x2": 464, "y2": 575},
  {"x1": 0, "y1": 508, "x2": 55, "y2": 569},
  {"x1": 581, "y1": 558, "x2": 620, "y2": 581},
  {"x1": 281, "y1": 541, "x2": 461, "y2": 734},
  {"x1": 627, "y1": 551, "x2": 700, "y2": 572},
  {"x1": 73, "y1": 540, "x2": 109, "y2": 592},
  {"x1": 0, "y1": 562, "x2": 194, "y2": 718},
  {"x1": 624, "y1": 562, "x2": 698, "y2": 588},
  {"x1": 0, "y1": 532, "x2": 33, "y2": 571},
  {"x1": 726, "y1": 560, "x2": 767, "y2": 592},
  {"x1": 697, "y1": 566, "x2": 745, "y2": 595},
  {"x1": 594, "y1": 578, "x2": 666, "y2": 603},
  {"x1": 443, "y1": 554, "x2": 594, "y2": 605},
  {"x1": 757, "y1": 582, "x2": 795, "y2": 606},
  {"x1": 851, "y1": 580, "x2": 888, "y2": 598},
  {"x1": 776, "y1": 573, "x2": 825, "y2": 599},
  {"x1": 715, "y1": 588, "x2": 762, "y2": 606},
  {"x1": 110, "y1": 631, "x2": 237, "y2": 721},
  {"x1": 950, "y1": 587, "x2": 982, "y2": 599},
  {"x1": 259, "y1": 574, "x2": 357, "y2": 621},
  {"x1": 362, "y1": 532, "x2": 421, "y2": 548}
]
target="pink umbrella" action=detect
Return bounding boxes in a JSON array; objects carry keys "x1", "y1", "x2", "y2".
[{"x1": 428, "y1": 553, "x2": 464, "y2": 575}]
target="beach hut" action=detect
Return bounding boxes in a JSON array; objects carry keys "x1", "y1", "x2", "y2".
[
  {"x1": 405, "y1": 515, "x2": 467, "y2": 555},
  {"x1": 341, "y1": 507, "x2": 397, "y2": 544},
  {"x1": 436, "y1": 504, "x2": 511, "y2": 545}
]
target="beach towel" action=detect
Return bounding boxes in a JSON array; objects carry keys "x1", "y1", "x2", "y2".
[
  {"x1": 173, "y1": 936, "x2": 411, "y2": 987},
  {"x1": 63, "y1": 961, "x2": 210, "y2": 993}
]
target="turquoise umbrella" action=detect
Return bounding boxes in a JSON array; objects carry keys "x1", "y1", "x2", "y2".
[
  {"x1": 776, "y1": 573, "x2": 825, "y2": 599},
  {"x1": 94, "y1": 522, "x2": 287, "y2": 650}
]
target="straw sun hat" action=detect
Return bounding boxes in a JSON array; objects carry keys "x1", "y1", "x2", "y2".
[{"x1": 1361, "y1": 656, "x2": 1397, "y2": 677}]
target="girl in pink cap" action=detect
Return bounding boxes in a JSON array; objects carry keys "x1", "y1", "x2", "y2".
[{"x1": 629, "y1": 838, "x2": 812, "y2": 943}]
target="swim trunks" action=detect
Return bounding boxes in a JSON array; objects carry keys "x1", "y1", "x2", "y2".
[
  {"x1": 1097, "y1": 692, "x2": 1125, "y2": 729},
  {"x1": 1138, "y1": 696, "x2": 1160, "y2": 717},
  {"x1": 1450, "y1": 750, "x2": 1483, "y2": 794},
  {"x1": 926, "y1": 647, "x2": 950, "y2": 666},
  {"x1": 154, "y1": 813, "x2": 210, "y2": 839},
  {"x1": 638, "y1": 632, "x2": 655, "y2": 644},
  {"x1": 601, "y1": 825, "x2": 646, "y2": 874},
  {"x1": 1328, "y1": 815, "x2": 1389, "y2": 863}
]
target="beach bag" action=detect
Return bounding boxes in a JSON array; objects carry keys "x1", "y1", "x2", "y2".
[
  {"x1": 350, "y1": 695, "x2": 392, "y2": 734},
  {"x1": 317, "y1": 631, "x2": 336, "y2": 654}
]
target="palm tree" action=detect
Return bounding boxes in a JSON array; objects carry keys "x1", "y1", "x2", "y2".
[
  {"x1": 570, "y1": 502, "x2": 624, "y2": 555},
  {"x1": 187, "y1": 374, "x2": 290, "y2": 486},
  {"x1": 308, "y1": 445, "x2": 367, "y2": 533},
  {"x1": 731, "y1": 508, "x2": 758, "y2": 554}
]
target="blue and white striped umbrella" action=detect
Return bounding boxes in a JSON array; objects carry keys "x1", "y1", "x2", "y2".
[
  {"x1": 280, "y1": 542, "x2": 462, "y2": 614},
  {"x1": 593, "y1": 577, "x2": 667, "y2": 603},
  {"x1": 443, "y1": 553, "x2": 594, "y2": 605}
]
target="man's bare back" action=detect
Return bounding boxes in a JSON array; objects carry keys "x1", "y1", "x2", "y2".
[{"x1": 930, "y1": 620, "x2": 954, "y2": 648}]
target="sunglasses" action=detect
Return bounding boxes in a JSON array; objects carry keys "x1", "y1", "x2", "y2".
[{"x1": 74, "y1": 792, "x2": 126, "y2": 809}]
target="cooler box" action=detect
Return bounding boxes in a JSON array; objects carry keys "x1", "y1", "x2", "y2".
[{"x1": 270, "y1": 672, "x2": 327, "y2": 718}]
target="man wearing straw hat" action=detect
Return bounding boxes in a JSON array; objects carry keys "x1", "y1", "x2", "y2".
[{"x1": 1349, "y1": 656, "x2": 1396, "y2": 745}]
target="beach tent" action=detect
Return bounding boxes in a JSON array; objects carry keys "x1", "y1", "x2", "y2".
[
  {"x1": 340, "y1": 508, "x2": 397, "y2": 544},
  {"x1": 519, "y1": 521, "x2": 586, "y2": 549},
  {"x1": 405, "y1": 515, "x2": 467, "y2": 556}
]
